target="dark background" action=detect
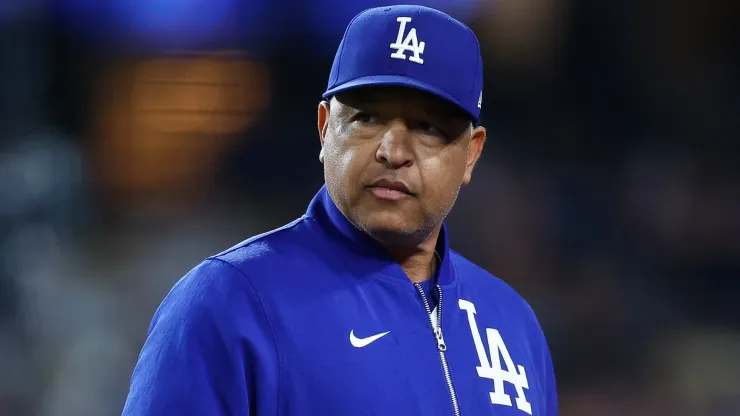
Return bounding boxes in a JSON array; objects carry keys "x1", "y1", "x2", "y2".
[{"x1": 0, "y1": 0, "x2": 738, "y2": 414}]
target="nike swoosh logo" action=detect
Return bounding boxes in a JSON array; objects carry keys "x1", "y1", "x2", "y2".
[{"x1": 349, "y1": 329, "x2": 391, "y2": 348}]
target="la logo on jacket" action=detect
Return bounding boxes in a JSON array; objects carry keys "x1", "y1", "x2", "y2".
[{"x1": 460, "y1": 299, "x2": 533, "y2": 415}]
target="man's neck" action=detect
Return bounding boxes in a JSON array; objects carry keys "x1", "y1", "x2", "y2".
[{"x1": 383, "y1": 228, "x2": 441, "y2": 284}]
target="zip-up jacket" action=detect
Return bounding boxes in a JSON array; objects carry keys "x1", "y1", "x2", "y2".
[{"x1": 122, "y1": 185, "x2": 558, "y2": 415}]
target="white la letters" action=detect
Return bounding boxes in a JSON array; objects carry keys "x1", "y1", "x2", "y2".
[
  {"x1": 459, "y1": 299, "x2": 532, "y2": 414},
  {"x1": 390, "y1": 17, "x2": 425, "y2": 64}
]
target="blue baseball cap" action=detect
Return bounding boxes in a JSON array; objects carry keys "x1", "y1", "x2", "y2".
[{"x1": 323, "y1": 5, "x2": 484, "y2": 124}]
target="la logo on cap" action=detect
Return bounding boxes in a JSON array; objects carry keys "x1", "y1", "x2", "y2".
[{"x1": 390, "y1": 17, "x2": 425, "y2": 64}]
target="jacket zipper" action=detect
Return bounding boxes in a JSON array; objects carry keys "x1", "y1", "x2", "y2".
[{"x1": 415, "y1": 284, "x2": 461, "y2": 416}]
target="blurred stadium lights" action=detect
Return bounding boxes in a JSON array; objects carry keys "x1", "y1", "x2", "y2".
[
  {"x1": 130, "y1": 52, "x2": 270, "y2": 135},
  {"x1": 91, "y1": 51, "x2": 270, "y2": 209}
]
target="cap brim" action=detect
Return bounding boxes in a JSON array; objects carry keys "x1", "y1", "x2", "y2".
[{"x1": 322, "y1": 75, "x2": 479, "y2": 124}]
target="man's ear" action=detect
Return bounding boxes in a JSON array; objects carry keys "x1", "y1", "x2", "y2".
[
  {"x1": 462, "y1": 125, "x2": 487, "y2": 185},
  {"x1": 318, "y1": 100, "x2": 331, "y2": 164}
]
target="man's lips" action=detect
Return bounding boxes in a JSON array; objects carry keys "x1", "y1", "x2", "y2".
[{"x1": 367, "y1": 179, "x2": 414, "y2": 201}]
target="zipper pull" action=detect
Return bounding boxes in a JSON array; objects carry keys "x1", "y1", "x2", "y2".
[{"x1": 434, "y1": 326, "x2": 447, "y2": 351}]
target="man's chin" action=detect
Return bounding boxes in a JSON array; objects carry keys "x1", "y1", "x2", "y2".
[{"x1": 360, "y1": 219, "x2": 429, "y2": 247}]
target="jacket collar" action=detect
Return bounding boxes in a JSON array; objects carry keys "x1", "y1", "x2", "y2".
[{"x1": 305, "y1": 184, "x2": 457, "y2": 287}]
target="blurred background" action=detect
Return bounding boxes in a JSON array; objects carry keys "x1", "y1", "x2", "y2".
[{"x1": 0, "y1": 0, "x2": 738, "y2": 414}]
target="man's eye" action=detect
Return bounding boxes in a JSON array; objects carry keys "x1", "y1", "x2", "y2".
[
  {"x1": 353, "y1": 112, "x2": 380, "y2": 124},
  {"x1": 417, "y1": 121, "x2": 439, "y2": 134}
]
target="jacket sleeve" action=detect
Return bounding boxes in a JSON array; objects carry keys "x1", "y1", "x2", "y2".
[{"x1": 122, "y1": 258, "x2": 279, "y2": 415}]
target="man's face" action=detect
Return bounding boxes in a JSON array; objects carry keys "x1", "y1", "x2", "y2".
[{"x1": 318, "y1": 86, "x2": 486, "y2": 246}]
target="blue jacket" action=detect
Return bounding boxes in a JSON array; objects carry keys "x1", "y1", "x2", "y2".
[{"x1": 123, "y1": 186, "x2": 558, "y2": 415}]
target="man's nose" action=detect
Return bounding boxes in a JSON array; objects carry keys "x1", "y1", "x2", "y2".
[{"x1": 375, "y1": 121, "x2": 414, "y2": 169}]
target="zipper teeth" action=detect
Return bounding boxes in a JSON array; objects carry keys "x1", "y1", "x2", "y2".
[
  {"x1": 436, "y1": 288, "x2": 461, "y2": 416},
  {"x1": 415, "y1": 284, "x2": 461, "y2": 416}
]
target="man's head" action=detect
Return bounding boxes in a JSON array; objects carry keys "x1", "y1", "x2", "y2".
[{"x1": 318, "y1": 5, "x2": 486, "y2": 247}]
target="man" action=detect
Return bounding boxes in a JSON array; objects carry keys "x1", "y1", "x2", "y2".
[{"x1": 122, "y1": 5, "x2": 557, "y2": 415}]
